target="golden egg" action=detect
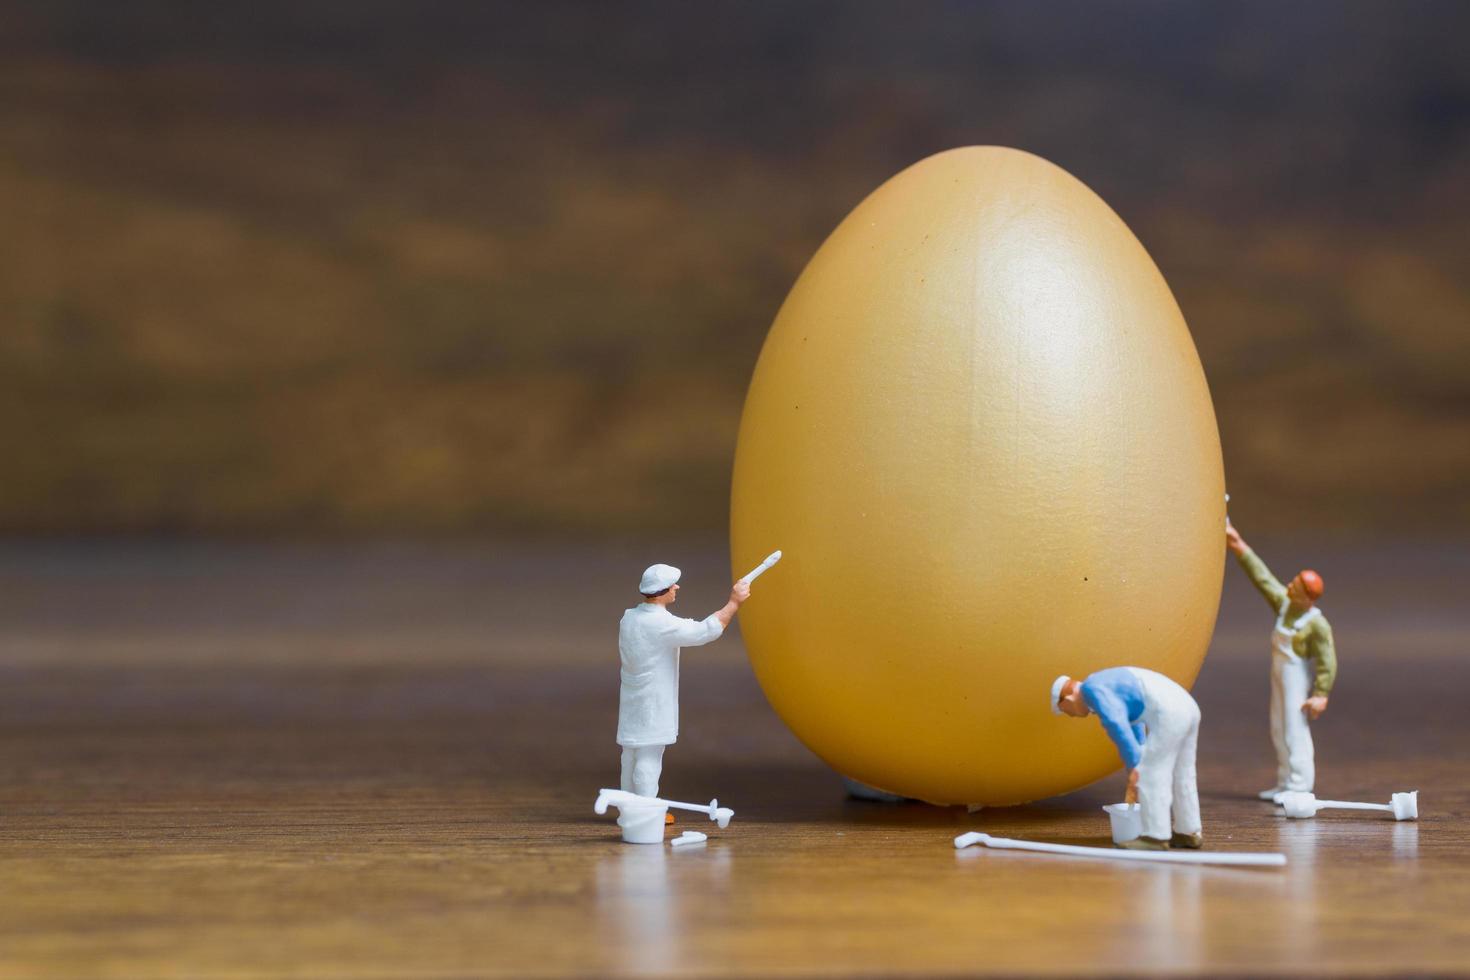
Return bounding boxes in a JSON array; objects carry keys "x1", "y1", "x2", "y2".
[{"x1": 731, "y1": 146, "x2": 1224, "y2": 806}]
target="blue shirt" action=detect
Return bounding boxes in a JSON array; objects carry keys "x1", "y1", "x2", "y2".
[{"x1": 1081, "y1": 668, "x2": 1148, "y2": 770}]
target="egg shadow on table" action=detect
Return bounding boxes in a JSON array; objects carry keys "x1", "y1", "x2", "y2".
[{"x1": 663, "y1": 759, "x2": 1129, "y2": 834}]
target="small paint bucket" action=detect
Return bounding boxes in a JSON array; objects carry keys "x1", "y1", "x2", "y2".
[
  {"x1": 1103, "y1": 803, "x2": 1142, "y2": 844},
  {"x1": 617, "y1": 800, "x2": 669, "y2": 844}
]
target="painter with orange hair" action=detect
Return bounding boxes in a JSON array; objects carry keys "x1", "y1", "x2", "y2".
[{"x1": 1225, "y1": 519, "x2": 1337, "y2": 800}]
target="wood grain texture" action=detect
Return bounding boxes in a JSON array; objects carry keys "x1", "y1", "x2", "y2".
[{"x1": 0, "y1": 541, "x2": 1467, "y2": 976}]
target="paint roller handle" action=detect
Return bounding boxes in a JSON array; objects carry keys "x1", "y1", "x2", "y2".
[
  {"x1": 956, "y1": 832, "x2": 1286, "y2": 866},
  {"x1": 652, "y1": 795, "x2": 720, "y2": 820},
  {"x1": 739, "y1": 550, "x2": 783, "y2": 585},
  {"x1": 1315, "y1": 799, "x2": 1392, "y2": 812},
  {"x1": 597, "y1": 788, "x2": 738, "y2": 826}
]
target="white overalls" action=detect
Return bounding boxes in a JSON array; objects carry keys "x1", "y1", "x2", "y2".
[
  {"x1": 616, "y1": 603, "x2": 725, "y2": 798},
  {"x1": 1131, "y1": 667, "x2": 1202, "y2": 843},
  {"x1": 1270, "y1": 602, "x2": 1322, "y2": 793}
]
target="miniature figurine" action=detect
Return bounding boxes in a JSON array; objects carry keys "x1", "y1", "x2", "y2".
[
  {"x1": 1224, "y1": 519, "x2": 1336, "y2": 799},
  {"x1": 1051, "y1": 667, "x2": 1202, "y2": 850},
  {"x1": 617, "y1": 564, "x2": 749, "y2": 801}
]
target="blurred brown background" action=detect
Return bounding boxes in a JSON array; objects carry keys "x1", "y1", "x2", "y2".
[
  {"x1": 2, "y1": 0, "x2": 1467, "y2": 538},
  {"x1": 2, "y1": 8, "x2": 1469, "y2": 975}
]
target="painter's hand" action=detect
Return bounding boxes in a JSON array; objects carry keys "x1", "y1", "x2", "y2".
[
  {"x1": 1124, "y1": 768, "x2": 1140, "y2": 805},
  {"x1": 1302, "y1": 695, "x2": 1328, "y2": 721},
  {"x1": 1225, "y1": 519, "x2": 1246, "y2": 556},
  {"x1": 730, "y1": 580, "x2": 751, "y2": 605}
]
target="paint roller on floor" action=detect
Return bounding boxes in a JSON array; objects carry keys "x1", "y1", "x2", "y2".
[
  {"x1": 1277, "y1": 790, "x2": 1418, "y2": 821},
  {"x1": 954, "y1": 832, "x2": 1287, "y2": 867},
  {"x1": 596, "y1": 789, "x2": 735, "y2": 828}
]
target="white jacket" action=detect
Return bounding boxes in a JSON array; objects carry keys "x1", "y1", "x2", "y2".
[{"x1": 617, "y1": 603, "x2": 725, "y2": 747}]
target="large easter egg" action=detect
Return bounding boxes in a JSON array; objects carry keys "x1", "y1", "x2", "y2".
[{"x1": 730, "y1": 147, "x2": 1223, "y2": 806}]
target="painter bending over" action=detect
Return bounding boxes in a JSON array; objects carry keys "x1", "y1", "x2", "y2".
[
  {"x1": 1225, "y1": 519, "x2": 1336, "y2": 800},
  {"x1": 617, "y1": 564, "x2": 749, "y2": 800},
  {"x1": 1052, "y1": 667, "x2": 1202, "y2": 850}
]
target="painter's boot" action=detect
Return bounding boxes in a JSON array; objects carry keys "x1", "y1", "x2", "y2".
[
  {"x1": 1117, "y1": 836, "x2": 1170, "y2": 851},
  {"x1": 1169, "y1": 831, "x2": 1204, "y2": 850}
]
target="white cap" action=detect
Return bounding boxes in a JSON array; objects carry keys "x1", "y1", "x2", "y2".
[
  {"x1": 639, "y1": 563, "x2": 681, "y2": 595},
  {"x1": 1050, "y1": 675, "x2": 1072, "y2": 715}
]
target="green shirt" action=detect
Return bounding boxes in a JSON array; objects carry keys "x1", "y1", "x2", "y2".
[{"x1": 1236, "y1": 548, "x2": 1337, "y2": 697}]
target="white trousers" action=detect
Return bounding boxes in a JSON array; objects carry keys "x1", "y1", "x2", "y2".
[
  {"x1": 619, "y1": 744, "x2": 666, "y2": 799},
  {"x1": 1270, "y1": 650, "x2": 1315, "y2": 792},
  {"x1": 1135, "y1": 673, "x2": 1202, "y2": 841}
]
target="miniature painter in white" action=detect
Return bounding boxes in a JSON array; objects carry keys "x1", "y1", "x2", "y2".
[
  {"x1": 617, "y1": 564, "x2": 749, "y2": 799},
  {"x1": 1052, "y1": 667, "x2": 1203, "y2": 850},
  {"x1": 1225, "y1": 520, "x2": 1335, "y2": 799}
]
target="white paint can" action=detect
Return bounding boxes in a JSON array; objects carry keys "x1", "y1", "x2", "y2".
[
  {"x1": 1103, "y1": 802, "x2": 1142, "y2": 844},
  {"x1": 616, "y1": 800, "x2": 669, "y2": 844}
]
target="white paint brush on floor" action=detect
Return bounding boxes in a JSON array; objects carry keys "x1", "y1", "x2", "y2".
[{"x1": 954, "y1": 832, "x2": 1286, "y2": 867}]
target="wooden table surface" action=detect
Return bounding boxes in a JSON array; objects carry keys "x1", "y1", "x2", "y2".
[{"x1": 1, "y1": 540, "x2": 1467, "y2": 977}]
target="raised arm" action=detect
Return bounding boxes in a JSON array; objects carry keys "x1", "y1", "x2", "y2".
[
  {"x1": 712, "y1": 579, "x2": 751, "y2": 630},
  {"x1": 668, "y1": 580, "x2": 750, "y2": 647},
  {"x1": 1226, "y1": 520, "x2": 1287, "y2": 611}
]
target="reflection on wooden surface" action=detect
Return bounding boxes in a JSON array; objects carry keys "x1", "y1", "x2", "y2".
[{"x1": 0, "y1": 542, "x2": 1466, "y2": 975}]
